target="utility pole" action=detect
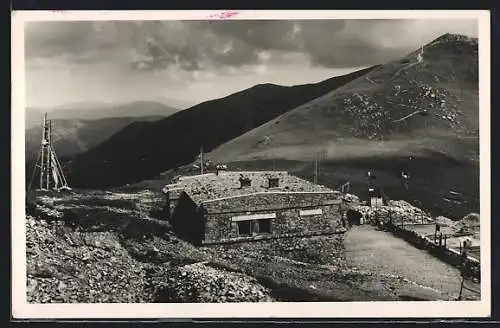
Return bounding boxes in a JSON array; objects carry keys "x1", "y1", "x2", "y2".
[
  {"x1": 200, "y1": 145, "x2": 204, "y2": 175},
  {"x1": 313, "y1": 153, "x2": 318, "y2": 184},
  {"x1": 317, "y1": 152, "x2": 320, "y2": 182}
]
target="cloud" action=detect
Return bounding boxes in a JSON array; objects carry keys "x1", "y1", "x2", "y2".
[{"x1": 25, "y1": 19, "x2": 478, "y2": 72}]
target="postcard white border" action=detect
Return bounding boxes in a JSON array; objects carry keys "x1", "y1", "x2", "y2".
[{"x1": 11, "y1": 9, "x2": 491, "y2": 319}]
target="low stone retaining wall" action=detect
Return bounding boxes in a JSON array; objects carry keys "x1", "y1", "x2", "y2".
[{"x1": 384, "y1": 222, "x2": 480, "y2": 281}]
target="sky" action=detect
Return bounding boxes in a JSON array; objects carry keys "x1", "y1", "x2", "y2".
[{"x1": 24, "y1": 19, "x2": 478, "y2": 109}]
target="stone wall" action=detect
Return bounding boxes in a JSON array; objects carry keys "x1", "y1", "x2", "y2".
[
  {"x1": 202, "y1": 192, "x2": 340, "y2": 213},
  {"x1": 201, "y1": 192, "x2": 343, "y2": 244},
  {"x1": 165, "y1": 188, "x2": 184, "y2": 219}
]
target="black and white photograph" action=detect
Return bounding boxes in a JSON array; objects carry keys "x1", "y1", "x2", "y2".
[{"x1": 11, "y1": 10, "x2": 491, "y2": 318}]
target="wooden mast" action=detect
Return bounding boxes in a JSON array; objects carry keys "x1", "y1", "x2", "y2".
[
  {"x1": 34, "y1": 113, "x2": 71, "y2": 191},
  {"x1": 313, "y1": 153, "x2": 318, "y2": 184},
  {"x1": 46, "y1": 119, "x2": 52, "y2": 190}
]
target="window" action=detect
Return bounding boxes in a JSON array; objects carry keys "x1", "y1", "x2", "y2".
[
  {"x1": 239, "y1": 176, "x2": 251, "y2": 188},
  {"x1": 234, "y1": 216, "x2": 273, "y2": 236},
  {"x1": 237, "y1": 221, "x2": 252, "y2": 236},
  {"x1": 268, "y1": 178, "x2": 279, "y2": 188}
]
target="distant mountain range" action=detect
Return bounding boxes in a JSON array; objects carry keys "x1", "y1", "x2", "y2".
[
  {"x1": 26, "y1": 100, "x2": 180, "y2": 127},
  {"x1": 25, "y1": 100, "x2": 180, "y2": 177},
  {"x1": 26, "y1": 116, "x2": 164, "y2": 159},
  {"x1": 61, "y1": 66, "x2": 377, "y2": 188}
]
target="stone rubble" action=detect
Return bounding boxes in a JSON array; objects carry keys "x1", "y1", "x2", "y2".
[
  {"x1": 350, "y1": 199, "x2": 434, "y2": 225},
  {"x1": 153, "y1": 262, "x2": 274, "y2": 303},
  {"x1": 26, "y1": 215, "x2": 151, "y2": 303}
]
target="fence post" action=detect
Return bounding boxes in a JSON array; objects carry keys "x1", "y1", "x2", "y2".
[{"x1": 458, "y1": 276, "x2": 464, "y2": 300}]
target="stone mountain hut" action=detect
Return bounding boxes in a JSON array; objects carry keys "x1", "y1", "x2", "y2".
[{"x1": 162, "y1": 171, "x2": 345, "y2": 245}]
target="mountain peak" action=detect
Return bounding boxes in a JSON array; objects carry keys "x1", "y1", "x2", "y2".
[
  {"x1": 428, "y1": 33, "x2": 478, "y2": 47},
  {"x1": 251, "y1": 83, "x2": 284, "y2": 90}
]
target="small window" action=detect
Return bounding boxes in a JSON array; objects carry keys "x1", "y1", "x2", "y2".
[
  {"x1": 268, "y1": 178, "x2": 279, "y2": 188},
  {"x1": 239, "y1": 176, "x2": 251, "y2": 188},
  {"x1": 237, "y1": 219, "x2": 272, "y2": 236},
  {"x1": 237, "y1": 221, "x2": 251, "y2": 236}
]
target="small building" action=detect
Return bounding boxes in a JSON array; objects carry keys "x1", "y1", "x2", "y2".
[{"x1": 162, "y1": 171, "x2": 344, "y2": 245}]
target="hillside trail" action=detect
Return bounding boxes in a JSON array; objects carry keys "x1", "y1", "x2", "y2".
[{"x1": 344, "y1": 224, "x2": 479, "y2": 299}]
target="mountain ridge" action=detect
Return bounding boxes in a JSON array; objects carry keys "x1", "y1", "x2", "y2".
[
  {"x1": 61, "y1": 66, "x2": 378, "y2": 188},
  {"x1": 25, "y1": 116, "x2": 165, "y2": 159},
  {"x1": 208, "y1": 31, "x2": 478, "y2": 161},
  {"x1": 25, "y1": 101, "x2": 180, "y2": 130}
]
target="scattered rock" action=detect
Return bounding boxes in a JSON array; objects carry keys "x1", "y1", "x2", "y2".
[{"x1": 154, "y1": 262, "x2": 274, "y2": 303}]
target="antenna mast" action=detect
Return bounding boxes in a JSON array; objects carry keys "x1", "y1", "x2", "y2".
[{"x1": 313, "y1": 153, "x2": 318, "y2": 184}]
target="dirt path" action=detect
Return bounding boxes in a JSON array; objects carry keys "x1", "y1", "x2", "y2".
[{"x1": 344, "y1": 225, "x2": 478, "y2": 298}]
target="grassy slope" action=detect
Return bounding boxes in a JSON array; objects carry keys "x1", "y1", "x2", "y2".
[
  {"x1": 205, "y1": 34, "x2": 479, "y2": 218},
  {"x1": 64, "y1": 67, "x2": 377, "y2": 189}
]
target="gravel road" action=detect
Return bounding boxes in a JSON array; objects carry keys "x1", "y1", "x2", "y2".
[{"x1": 344, "y1": 225, "x2": 480, "y2": 299}]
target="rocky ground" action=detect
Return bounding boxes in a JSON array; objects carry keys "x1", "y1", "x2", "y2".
[
  {"x1": 25, "y1": 189, "x2": 479, "y2": 303},
  {"x1": 26, "y1": 215, "x2": 150, "y2": 303},
  {"x1": 153, "y1": 262, "x2": 274, "y2": 303},
  {"x1": 26, "y1": 213, "x2": 277, "y2": 303}
]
